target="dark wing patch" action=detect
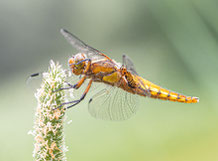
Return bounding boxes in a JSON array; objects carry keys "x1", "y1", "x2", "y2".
[{"x1": 122, "y1": 54, "x2": 138, "y2": 75}]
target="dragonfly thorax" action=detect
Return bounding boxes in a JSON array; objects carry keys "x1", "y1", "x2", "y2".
[
  {"x1": 68, "y1": 53, "x2": 87, "y2": 75},
  {"x1": 120, "y1": 66, "x2": 137, "y2": 88}
]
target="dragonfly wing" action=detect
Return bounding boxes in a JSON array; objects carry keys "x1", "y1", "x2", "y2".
[
  {"x1": 88, "y1": 85, "x2": 139, "y2": 121},
  {"x1": 60, "y1": 29, "x2": 105, "y2": 60},
  {"x1": 123, "y1": 54, "x2": 138, "y2": 75}
]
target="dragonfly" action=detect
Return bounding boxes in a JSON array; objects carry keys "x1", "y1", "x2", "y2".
[{"x1": 58, "y1": 29, "x2": 199, "y2": 121}]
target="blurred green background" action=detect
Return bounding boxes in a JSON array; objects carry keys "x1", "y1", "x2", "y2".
[{"x1": 1, "y1": 0, "x2": 218, "y2": 161}]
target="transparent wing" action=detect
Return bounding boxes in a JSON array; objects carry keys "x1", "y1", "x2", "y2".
[
  {"x1": 60, "y1": 29, "x2": 105, "y2": 60},
  {"x1": 88, "y1": 84, "x2": 139, "y2": 121},
  {"x1": 123, "y1": 54, "x2": 138, "y2": 75}
]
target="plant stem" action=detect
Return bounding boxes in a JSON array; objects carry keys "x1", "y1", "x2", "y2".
[{"x1": 33, "y1": 60, "x2": 67, "y2": 161}]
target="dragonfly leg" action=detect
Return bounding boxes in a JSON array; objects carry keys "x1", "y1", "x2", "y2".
[
  {"x1": 55, "y1": 79, "x2": 93, "y2": 110},
  {"x1": 83, "y1": 59, "x2": 91, "y2": 74},
  {"x1": 53, "y1": 76, "x2": 86, "y2": 92},
  {"x1": 70, "y1": 76, "x2": 87, "y2": 89}
]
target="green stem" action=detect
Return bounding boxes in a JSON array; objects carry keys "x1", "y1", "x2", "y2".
[{"x1": 33, "y1": 60, "x2": 67, "y2": 161}]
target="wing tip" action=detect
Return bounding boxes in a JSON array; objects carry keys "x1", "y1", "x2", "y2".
[
  {"x1": 89, "y1": 98, "x2": 93, "y2": 103},
  {"x1": 60, "y1": 28, "x2": 67, "y2": 34}
]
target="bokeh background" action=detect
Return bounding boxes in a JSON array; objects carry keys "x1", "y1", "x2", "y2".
[{"x1": 1, "y1": 0, "x2": 218, "y2": 161}]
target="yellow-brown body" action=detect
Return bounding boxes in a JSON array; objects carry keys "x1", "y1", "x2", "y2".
[
  {"x1": 69, "y1": 56, "x2": 199, "y2": 103},
  {"x1": 59, "y1": 28, "x2": 199, "y2": 116}
]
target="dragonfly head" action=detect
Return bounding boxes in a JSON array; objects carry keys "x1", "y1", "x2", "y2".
[{"x1": 68, "y1": 53, "x2": 87, "y2": 75}]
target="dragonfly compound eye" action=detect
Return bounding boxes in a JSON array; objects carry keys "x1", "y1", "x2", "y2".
[
  {"x1": 68, "y1": 57, "x2": 75, "y2": 67},
  {"x1": 74, "y1": 53, "x2": 87, "y2": 69}
]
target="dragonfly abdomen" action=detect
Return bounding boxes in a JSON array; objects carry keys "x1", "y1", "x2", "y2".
[
  {"x1": 137, "y1": 76, "x2": 199, "y2": 103},
  {"x1": 148, "y1": 84, "x2": 199, "y2": 103}
]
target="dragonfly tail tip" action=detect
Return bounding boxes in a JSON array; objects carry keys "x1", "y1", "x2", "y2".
[{"x1": 192, "y1": 96, "x2": 199, "y2": 103}]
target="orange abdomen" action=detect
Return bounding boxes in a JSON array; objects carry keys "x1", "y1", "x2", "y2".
[{"x1": 137, "y1": 77, "x2": 199, "y2": 103}]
